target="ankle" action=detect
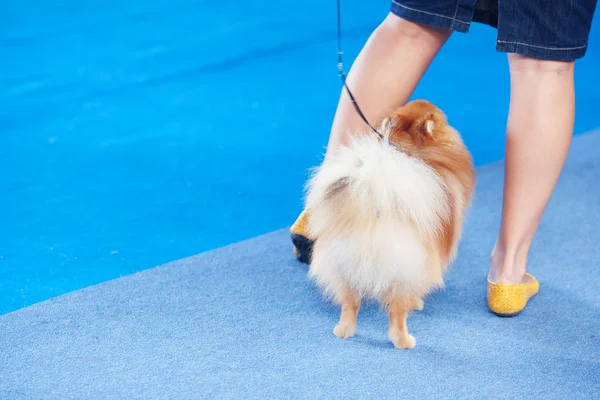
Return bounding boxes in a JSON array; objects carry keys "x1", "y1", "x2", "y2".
[{"x1": 489, "y1": 246, "x2": 528, "y2": 283}]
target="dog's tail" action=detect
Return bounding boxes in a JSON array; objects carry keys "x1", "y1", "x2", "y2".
[{"x1": 305, "y1": 134, "x2": 449, "y2": 239}]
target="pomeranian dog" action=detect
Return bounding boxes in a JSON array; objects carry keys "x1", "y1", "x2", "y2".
[{"x1": 304, "y1": 100, "x2": 475, "y2": 349}]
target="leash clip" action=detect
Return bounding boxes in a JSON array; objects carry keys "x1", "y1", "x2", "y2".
[{"x1": 337, "y1": 51, "x2": 344, "y2": 74}]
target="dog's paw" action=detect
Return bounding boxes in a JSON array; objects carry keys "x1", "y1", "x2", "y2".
[
  {"x1": 333, "y1": 323, "x2": 356, "y2": 339},
  {"x1": 390, "y1": 332, "x2": 416, "y2": 349}
]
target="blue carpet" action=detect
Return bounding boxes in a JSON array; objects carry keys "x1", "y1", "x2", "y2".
[
  {"x1": 1, "y1": 131, "x2": 599, "y2": 399},
  {"x1": 2, "y1": 0, "x2": 600, "y2": 315}
]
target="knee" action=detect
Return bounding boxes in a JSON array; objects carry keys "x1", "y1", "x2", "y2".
[
  {"x1": 380, "y1": 12, "x2": 452, "y2": 47},
  {"x1": 508, "y1": 53, "x2": 574, "y2": 76}
]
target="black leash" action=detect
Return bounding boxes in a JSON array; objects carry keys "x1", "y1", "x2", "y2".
[{"x1": 336, "y1": 0, "x2": 384, "y2": 140}]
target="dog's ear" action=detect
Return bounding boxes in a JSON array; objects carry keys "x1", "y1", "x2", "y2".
[
  {"x1": 425, "y1": 119, "x2": 435, "y2": 135},
  {"x1": 383, "y1": 114, "x2": 410, "y2": 135},
  {"x1": 413, "y1": 114, "x2": 437, "y2": 137}
]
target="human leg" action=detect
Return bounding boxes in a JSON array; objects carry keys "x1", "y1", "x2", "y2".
[
  {"x1": 489, "y1": 54, "x2": 576, "y2": 284},
  {"x1": 487, "y1": 0, "x2": 597, "y2": 315}
]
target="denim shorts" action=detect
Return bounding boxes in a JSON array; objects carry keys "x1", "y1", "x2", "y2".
[{"x1": 391, "y1": 0, "x2": 598, "y2": 60}]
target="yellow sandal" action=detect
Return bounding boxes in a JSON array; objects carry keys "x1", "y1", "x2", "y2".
[
  {"x1": 290, "y1": 210, "x2": 313, "y2": 264},
  {"x1": 487, "y1": 273, "x2": 539, "y2": 317}
]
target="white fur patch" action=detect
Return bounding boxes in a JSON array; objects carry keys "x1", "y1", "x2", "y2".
[
  {"x1": 309, "y1": 221, "x2": 433, "y2": 300},
  {"x1": 305, "y1": 134, "x2": 449, "y2": 300},
  {"x1": 305, "y1": 134, "x2": 449, "y2": 238}
]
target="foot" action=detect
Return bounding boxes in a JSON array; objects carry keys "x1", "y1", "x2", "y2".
[
  {"x1": 488, "y1": 272, "x2": 535, "y2": 285},
  {"x1": 389, "y1": 328, "x2": 416, "y2": 349},
  {"x1": 487, "y1": 272, "x2": 540, "y2": 317},
  {"x1": 290, "y1": 210, "x2": 313, "y2": 264},
  {"x1": 333, "y1": 323, "x2": 356, "y2": 339},
  {"x1": 488, "y1": 250, "x2": 528, "y2": 284}
]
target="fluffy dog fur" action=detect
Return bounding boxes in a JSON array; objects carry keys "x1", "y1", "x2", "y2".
[{"x1": 304, "y1": 100, "x2": 475, "y2": 349}]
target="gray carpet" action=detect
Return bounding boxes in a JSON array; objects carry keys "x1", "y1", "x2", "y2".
[{"x1": 1, "y1": 132, "x2": 599, "y2": 400}]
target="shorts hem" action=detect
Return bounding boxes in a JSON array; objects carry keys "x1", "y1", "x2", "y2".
[
  {"x1": 496, "y1": 40, "x2": 588, "y2": 61},
  {"x1": 390, "y1": 1, "x2": 472, "y2": 33}
]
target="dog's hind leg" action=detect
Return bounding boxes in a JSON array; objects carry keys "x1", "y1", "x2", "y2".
[
  {"x1": 333, "y1": 286, "x2": 360, "y2": 339},
  {"x1": 387, "y1": 296, "x2": 416, "y2": 349}
]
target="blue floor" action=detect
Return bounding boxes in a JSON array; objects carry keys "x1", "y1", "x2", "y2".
[
  {"x1": 2, "y1": 1, "x2": 600, "y2": 314},
  {"x1": 2, "y1": 2, "x2": 600, "y2": 396},
  {"x1": 1, "y1": 131, "x2": 599, "y2": 399}
]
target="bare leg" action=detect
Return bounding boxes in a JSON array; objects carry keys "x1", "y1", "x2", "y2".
[
  {"x1": 388, "y1": 297, "x2": 416, "y2": 349},
  {"x1": 324, "y1": 13, "x2": 451, "y2": 160},
  {"x1": 490, "y1": 54, "x2": 575, "y2": 283},
  {"x1": 333, "y1": 288, "x2": 360, "y2": 339}
]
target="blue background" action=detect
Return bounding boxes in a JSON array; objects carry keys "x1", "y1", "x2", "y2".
[{"x1": 1, "y1": 0, "x2": 599, "y2": 314}]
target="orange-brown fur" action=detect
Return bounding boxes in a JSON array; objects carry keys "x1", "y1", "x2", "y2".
[
  {"x1": 383, "y1": 100, "x2": 476, "y2": 267},
  {"x1": 307, "y1": 100, "x2": 475, "y2": 349}
]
